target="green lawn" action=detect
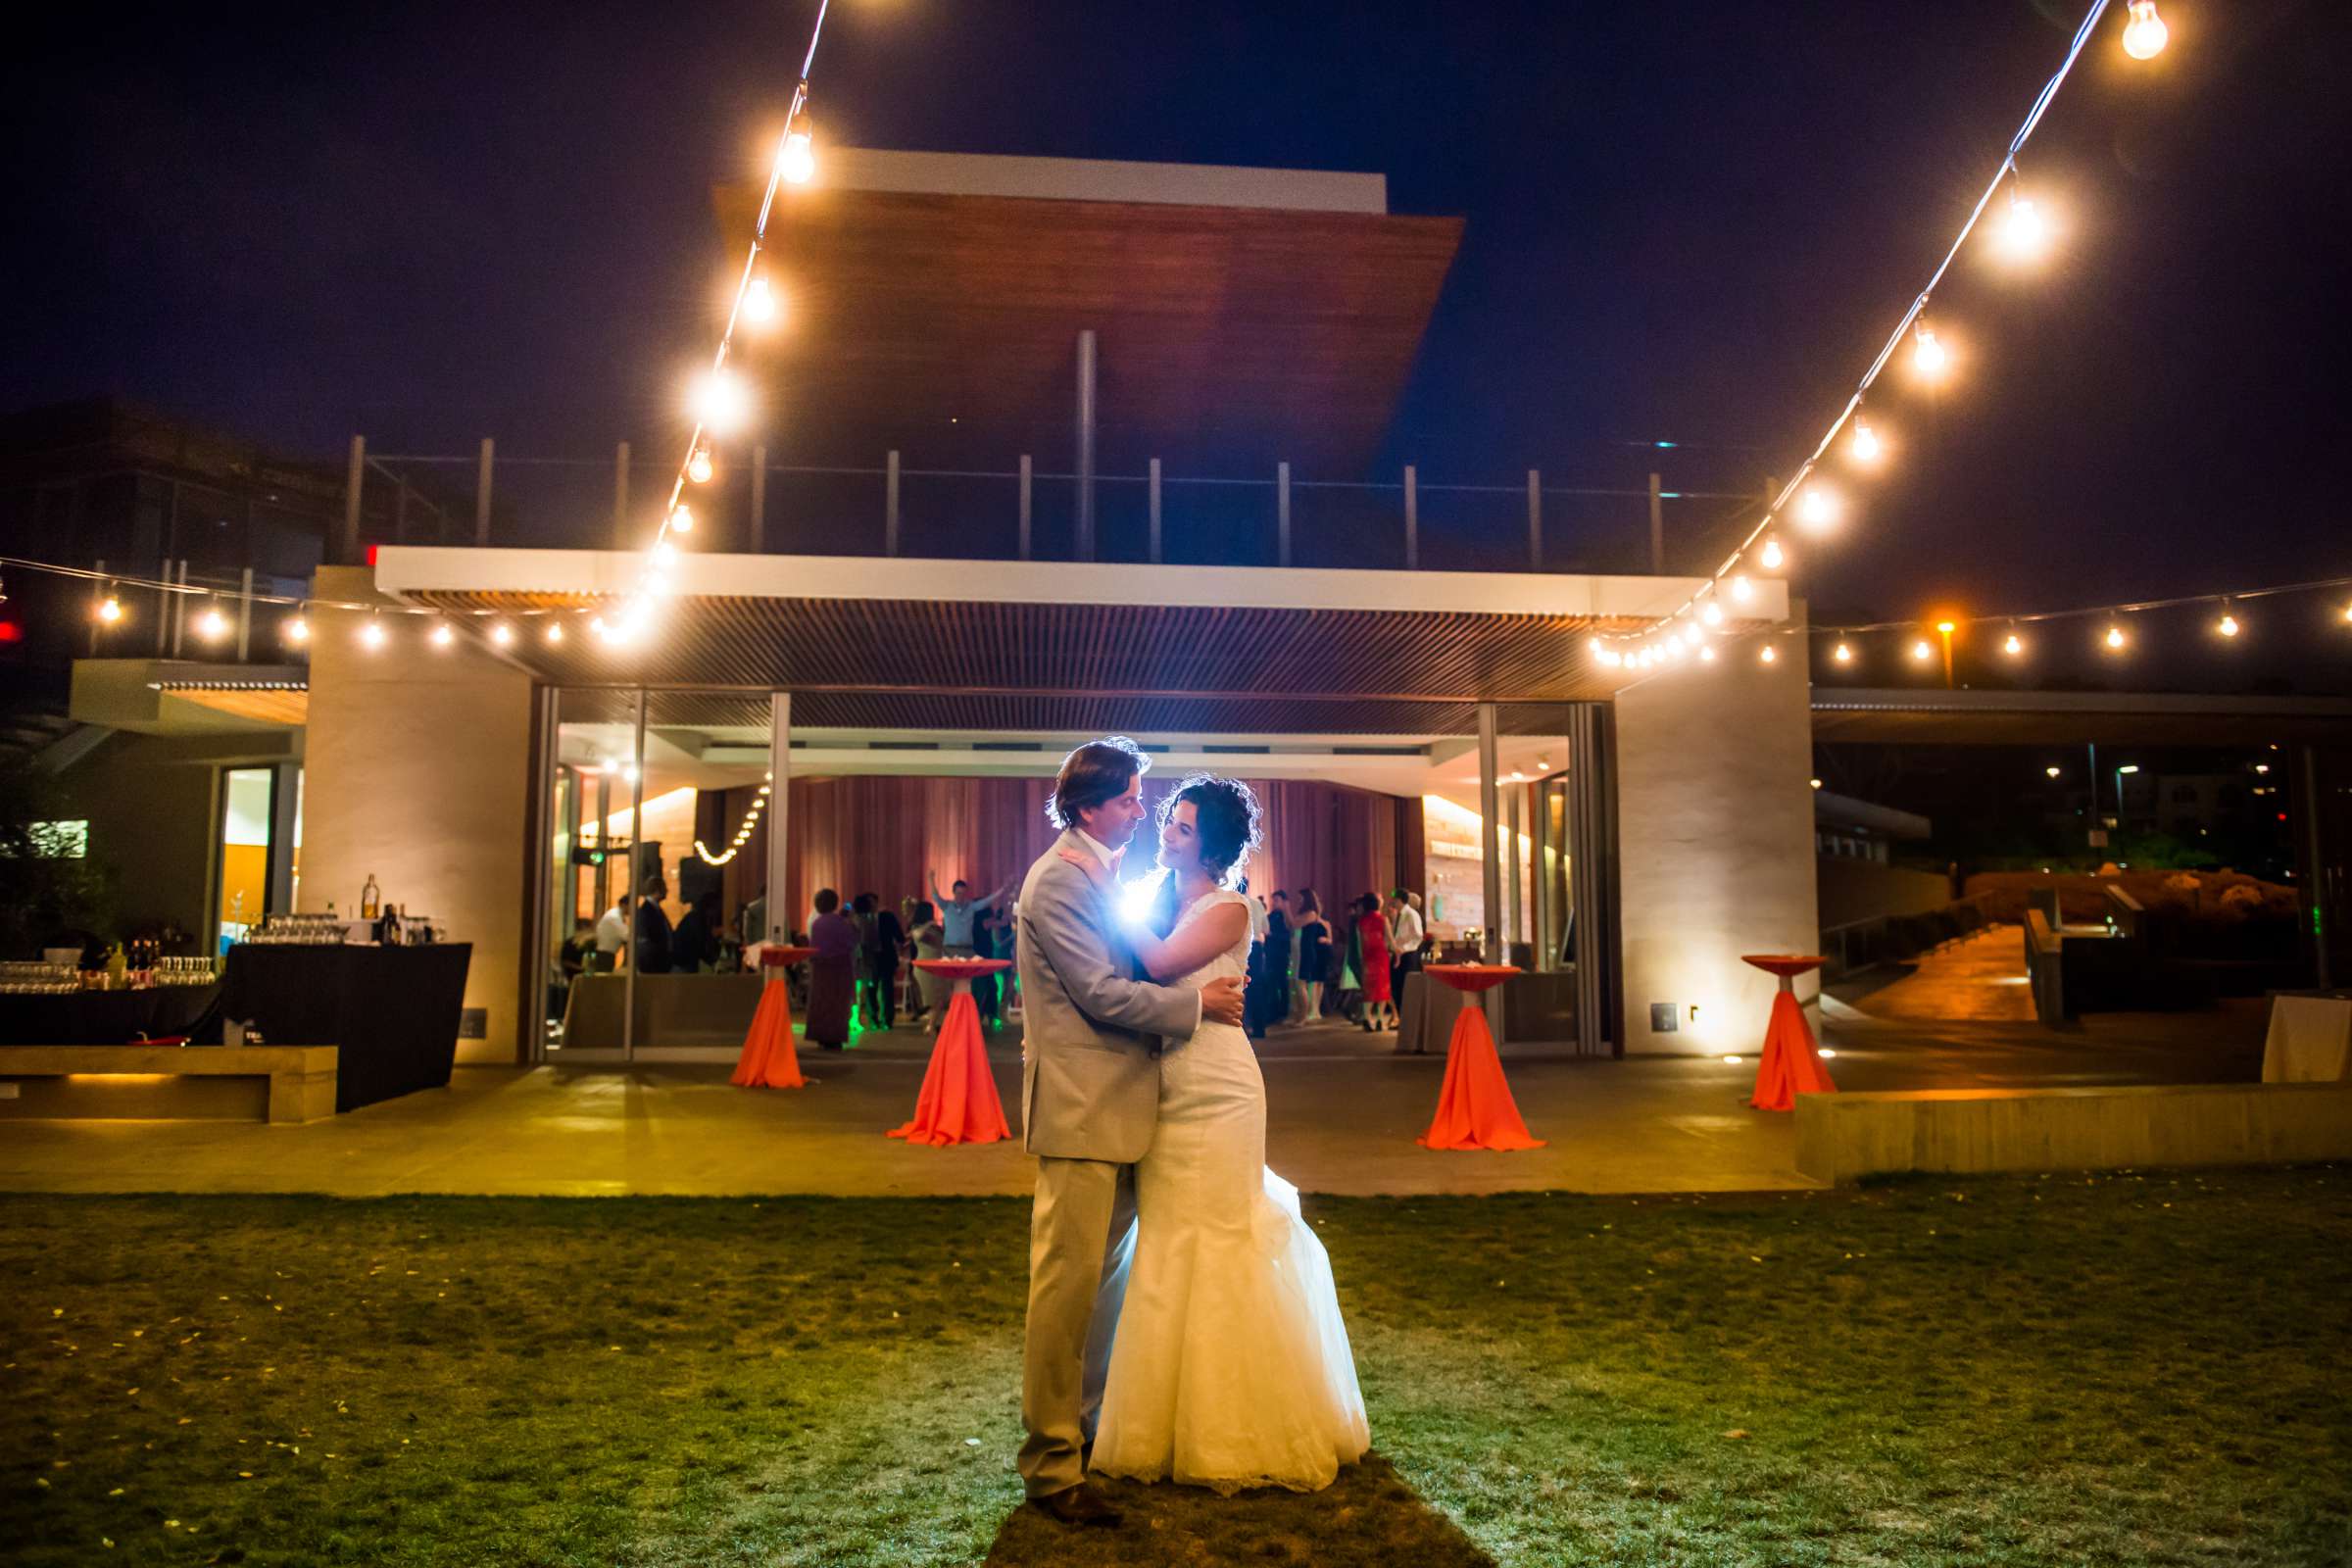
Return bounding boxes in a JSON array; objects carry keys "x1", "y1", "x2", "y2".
[{"x1": 3, "y1": 1169, "x2": 2348, "y2": 1567}]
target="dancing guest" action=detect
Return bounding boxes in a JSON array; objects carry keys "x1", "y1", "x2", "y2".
[
  {"x1": 908, "y1": 899, "x2": 946, "y2": 1033},
  {"x1": 805, "y1": 889, "x2": 857, "y2": 1049},
  {"x1": 929, "y1": 869, "x2": 1008, "y2": 957},
  {"x1": 1261, "y1": 890, "x2": 1294, "y2": 1031},
  {"x1": 1354, "y1": 893, "x2": 1394, "y2": 1032}
]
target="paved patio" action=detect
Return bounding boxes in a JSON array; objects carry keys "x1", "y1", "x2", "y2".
[{"x1": 0, "y1": 995, "x2": 2264, "y2": 1200}]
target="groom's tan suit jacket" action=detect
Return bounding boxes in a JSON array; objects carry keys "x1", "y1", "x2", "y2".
[{"x1": 1015, "y1": 827, "x2": 1201, "y2": 1159}]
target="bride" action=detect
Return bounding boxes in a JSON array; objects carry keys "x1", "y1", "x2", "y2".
[{"x1": 1058, "y1": 773, "x2": 1369, "y2": 1493}]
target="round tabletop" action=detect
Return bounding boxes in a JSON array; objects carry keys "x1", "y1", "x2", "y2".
[
  {"x1": 1741, "y1": 954, "x2": 1827, "y2": 978},
  {"x1": 757, "y1": 945, "x2": 817, "y2": 967},
  {"x1": 1423, "y1": 963, "x2": 1522, "y2": 994},
  {"x1": 913, "y1": 957, "x2": 1012, "y2": 980}
]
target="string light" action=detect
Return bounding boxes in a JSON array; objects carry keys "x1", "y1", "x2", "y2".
[
  {"x1": 283, "y1": 614, "x2": 309, "y2": 645},
  {"x1": 490, "y1": 621, "x2": 515, "y2": 647},
  {"x1": 687, "y1": 447, "x2": 713, "y2": 484},
  {"x1": 360, "y1": 615, "x2": 387, "y2": 651},
  {"x1": 2103, "y1": 622, "x2": 2129, "y2": 652},
  {"x1": 2214, "y1": 600, "x2": 2240, "y2": 638},
  {"x1": 2121, "y1": 0, "x2": 2169, "y2": 60},
  {"x1": 1849, "y1": 417, "x2": 1883, "y2": 465},
  {"x1": 1833, "y1": 642, "x2": 1853, "y2": 664},
  {"x1": 690, "y1": 368, "x2": 750, "y2": 434},
  {"x1": 1993, "y1": 181, "x2": 2054, "y2": 264},
  {"x1": 1759, "y1": 539, "x2": 1786, "y2": 570},
  {"x1": 2003, "y1": 629, "x2": 2025, "y2": 656},
  {"x1": 1797, "y1": 485, "x2": 1840, "y2": 530},
  {"x1": 1730, "y1": 575, "x2": 1753, "y2": 603},
  {"x1": 545, "y1": 619, "x2": 564, "y2": 645},
  {"x1": 95, "y1": 590, "x2": 122, "y2": 624},
  {"x1": 1697, "y1": 645, "x2": 1717, "y2": 662},
  {"x1": 1700, "y1": 602, "x2": 1724, "y2": 627},
  {"x1": 1912, "y1": 322, "x2": 1949, "y2": 379},
  {"x1": 1911, "y1": 638, "x2": 1934, "y2": 662},
  {"x1": 743, "y1": 274, "x2": 778, "y2": 324},
  {"x1": 781, "y1": 110, "x2": 816, "y2": 185},
  {"x1": 430, "y1": 620, "x2": 456, "y2": 649},
  {"x1": 194, "y1": 601, "x2": 229, "y2": 642},
  {"x1": 669, "y1": 505, "x2": 694, "y2": 534},
  {"x1": 1758, "y1": 645, "x2": 1778, "y2": 664}
]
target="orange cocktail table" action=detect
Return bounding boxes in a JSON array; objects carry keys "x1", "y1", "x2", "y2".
[
  {"x1": 1415, "y1": 964, "x2": 1545, "y2": 1152},
  {"x1": 732, "y1": 946, "x2": 816, "y2": 1090},
  {"x1": 1741, "y1": 954, "x2": 1838, "y2": 1112},
  {"x1": 889, "y1": 958, "x2": 1014, "y2": 1147}
]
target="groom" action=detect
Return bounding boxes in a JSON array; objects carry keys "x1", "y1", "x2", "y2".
[{"x1": 1015, "y1": 737, "x2": 1246, "y2": 1526}]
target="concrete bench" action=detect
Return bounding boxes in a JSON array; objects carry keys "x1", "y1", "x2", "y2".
[
  {"x1": 1794, "y1": 1081, "x2": 2352, "y2": 1186},
  {"x1": 0, "y1": 1045, "x2": 339, "y2": 1124}
]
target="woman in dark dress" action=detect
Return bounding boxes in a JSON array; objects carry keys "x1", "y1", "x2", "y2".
[
  {"x1": 805, "y1": 889, "x2": 858, "y2": 1049},
  {"x1": 1294, "y1": 888, "x2": 1330, "y2": 1023}
]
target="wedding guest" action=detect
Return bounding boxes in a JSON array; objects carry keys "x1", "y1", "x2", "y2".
[
  {"x1": 805, "y1": 889, "x2": 857, "y2": 1049},
  {"x1": 929, "y1": 869, "x2": 1009, "y2": 958},
  {"x1": 1294, "y1": 889, "x2": 1329, "y2": 1024},
  {"x1": 855, "y1": 892, "x2": 904, "y2": 1031},
  {"x1": 1354, "y1": 892, "x2": 1394, "y2": 1031},
  {"x1": 908, "y1": 899, "x2": 946, "y2": 1032},
  {"x1": 671, "y1": 891, "x2": 723, "y2": 973},
  {"x1": 632, "y1": 874, "x2": 675, "y2": 975},
  {"x1": 974, "y1": 901, "x2": 1012, "y2": 1028},
  {"x1": 1259, "y1": 890, "x2": 1294, "y2": 1032},
  {"x1": 593, "y1": 894, "x2": 629, "y2": 971},
  {"x1": 1387, "y1": 887, "x2": 1425, "y2": 1013}
]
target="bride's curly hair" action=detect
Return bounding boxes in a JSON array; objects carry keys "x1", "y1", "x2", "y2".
[{"x1": 1157, "y1": 773, "x2": 1263, "y2": 890}]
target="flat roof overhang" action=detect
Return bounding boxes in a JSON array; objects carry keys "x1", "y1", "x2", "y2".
[
  {"x1": 1812, "y1": 687, "x2": 2352, "y2": 746},
  {"x1": 374, "y1": 548, "x2": 1790, "y2": 735}
]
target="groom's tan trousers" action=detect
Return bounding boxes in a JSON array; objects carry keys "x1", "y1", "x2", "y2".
[{"x1": 1018, "y1": 1155, "x2": 1137, "y2": 1497}]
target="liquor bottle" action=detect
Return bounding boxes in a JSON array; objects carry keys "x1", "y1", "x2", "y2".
[{"x1": 361, "y1": 874, "x2": 380, "y2": 920}]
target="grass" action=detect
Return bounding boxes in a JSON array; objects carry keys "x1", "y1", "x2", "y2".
[{"x1": 2, "y1": 1168, "x2": 2348, "y2": 1566}]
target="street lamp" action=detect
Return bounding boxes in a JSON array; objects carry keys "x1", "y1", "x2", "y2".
[
  {"x1": 1934, "y1": 618, "x2": 1958, "y2": 689},
  {"x1": 2115, "y1": 763, "x2": 2140, "y2": 830}
]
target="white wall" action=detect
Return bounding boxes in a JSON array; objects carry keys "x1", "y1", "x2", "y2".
[
  {"x1": 1613, "y1": 625, "x2": 1819, "y2": 1054},
  {"x1": 301, "y1": 567, "x2": 535, "y2": 1064}
]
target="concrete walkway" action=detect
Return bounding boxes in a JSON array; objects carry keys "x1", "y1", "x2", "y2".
[
  {"x1": 0, "y1": 1005, "x2": 2264, "y2": 1200},
  {"x1": 1838, "y1": 923, "x2": 2039, "y2": 1021}
]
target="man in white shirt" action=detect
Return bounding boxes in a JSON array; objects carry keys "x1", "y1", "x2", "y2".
[
  {"x1": 592, "y1": 896, "x2": 629, "y2": 969},
  {"x1": 1386, "y1": 888, "x2": 1425, "y2": 1009}
]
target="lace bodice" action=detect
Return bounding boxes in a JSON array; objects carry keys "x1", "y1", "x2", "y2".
[{"x1": 1167, "y1": 887, "x2": 1253, "y2": 991}]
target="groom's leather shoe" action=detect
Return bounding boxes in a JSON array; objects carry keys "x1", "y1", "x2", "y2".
[{"x1": 1032, "y1": 1481, "x2": 1122, "y2": 1528}]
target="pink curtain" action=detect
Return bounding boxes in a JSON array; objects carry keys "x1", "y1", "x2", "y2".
[{"x1": 780, "y1": 773, "x2": 1408, "y2": 933}]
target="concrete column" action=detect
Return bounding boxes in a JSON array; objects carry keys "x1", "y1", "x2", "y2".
[
  {"x1": 1505, "y1": 783, "x2": 1524, "y2": 955},
  {"x1": 302, "y1": 565, "x2": 535, "y2": 1064},
  {"x1": 885, "y1": 449, "x2": 901, "y2": 557},
  {"x1": 1403, "y1": 465, "x2": 1419, "y2": 570},
  {"x1": 1018, "y1": 456, "x2": 1033, "y2": 561},
  {"x1": 1612, "y1": 616, "x2": 1818, "y2": 1054},
  {"x1": 767, "y1": 694, "x2": 793, "y2": 937},
  {"x1": 1276, "y1": 461, "x2": 1292, "y2": 567},
  {"x1": 474, "y1": 438, "x2": 495, "y2": 547},
  {"x1": 1075, "y1": 329, "x2": 1097, "y2": 562},
  {"x1": 341, "y1": 436, "x2": 365, "y2": 565},
  {"x1": 1149, "y1": 458, "x2": 1162, "y2": 564},
  {"x1": 751, "y1": 443, "x2": 769, "y2": 553},
  {"x1": 612, "y1": 442, "x2": 631, "y2": 550},
  {"x1": 1568, "y1": 703, "x2": 1621, "y2": 1055},
  {"x1": 1477, "y1": 702, "x2": 1501, "y2": 961}
]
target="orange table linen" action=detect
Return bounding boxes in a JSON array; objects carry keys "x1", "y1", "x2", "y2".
[
  {"x1": 887, "y1": 994, "x2": 1011, "y2": 1147},
  {"x1": 1417, "y1": 1004, "x2": 1546, "y2": 1151},
  {"x1": 731, "y1": 976, "x2": 806, "y2": 1090},
  {"x1": 1748, "y1": 991, "x2": 1838, "y2": 1111}
]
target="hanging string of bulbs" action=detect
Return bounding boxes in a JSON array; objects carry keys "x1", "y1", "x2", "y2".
[
  {"x1": 599, "y1": 0, "x2": 833, "y2": 649},
  {"x1": 1594, "y1": 0, "x2": 2173, "y2": 673},
  {"x1": 691, "y1": 781, "x2": 773, "y2": 867},
  {"x1": 1816, "y1": 573, "x2": 2352, "y2": 671}
]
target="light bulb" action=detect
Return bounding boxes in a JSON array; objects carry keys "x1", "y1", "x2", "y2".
[
  {"x1": 688, "y1": 447, "x2": 713, "y2": 484},
  {"x1": 669, "y1": 504, "x2": 695, "y2": 534},
  {"x1": 1682, "y1": 622, "x2": 1703, "y2": 647},
  {"x1": 690, "y1": 368, "x2": 749, "y2": 434},
  {"x1": 590, "y1": 615, "x2": 612, "y2": 641},
  {"x1": 2104, "y1": 624, "x2": 2128, "y2": 652},
  {"x1": 1760, "y1": 539, "x2": 1785, "y2": 570},
  {"x1": 2003, "y1": 631, "x2": 2025, "y2": 656},
  {"x1": 743, "y1": 274, "x2": 777, "y2": 323},
  {"x1": 1911, "y1": 639, "x2": 1933, "y2": 662},
  {"x1": 360, "y1": 617, "x2": 387, "y2": 651},
  {"x1": 1758, "y1": 645, "x2": 1777, "y2": 664},
  {"x1": 95, "y1": 594, "x2": 122, "y2": 623},
  {"x1": 1913, "y1": 323, "x2": 1949, "y2": 378},
  {"x1": 653, "y1": 540, "x2": 677, "y2": 569},
  {"x1": 430, "y1": 620, "x2": 455, "y2": 648},
  {"x1": 490, "y1": 621, "x2": 514, "y2": 647},
  {"x1": 1833, "y1": 642, "x2": 1853, "y2": 664},
  {"x1": 1588, "y1": 637, "x2": 1606, "y2": 659},
  {"x1": 1849, "y1": 418, "x2": 1883, "y2": 465},
  {"x1": 2046, "y1": 765, "x2": 2062, "y2": 779},
  {"x1": 545, "y1": 619, "x2": 564, "y2": 645},
  {"x1": 2121, "y1": 0, "x2": 2168, "y2": 60},
  {"x1": 195, "y1": 604, "x2": 229, "y2": 642},
  {"x1": 283, "y1": 615, "x2": 310, "y2": 645},
  {"x1": 1698, "y1": 645, "x2": 1717, "y2": 662},
  {"x1": 2215, "y1": 605, "x2": 2240, "y2": 638},
  {"x1": 1700, "y1": 602, "x2": 1724, "y2": 627},
  {"x1": 1797, "y1": 485, "x2": 1839, "y2": 530},
  {"x1": 1994, "y1": 189, "x2": 2053, "y2": 264},
  {"x1": 782, "y1": 121, "x2": 815, "y2": 185},
  {"x1": 1731, "y1": 575, "x2": 1753, "y2": 602}
]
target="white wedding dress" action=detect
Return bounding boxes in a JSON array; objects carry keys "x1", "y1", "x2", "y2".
[{"x1": 1090, "y1": 887, "x2": 1371, "y2": 1493}]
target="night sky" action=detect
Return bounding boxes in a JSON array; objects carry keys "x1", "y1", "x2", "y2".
[{"x1": 7, "y1": 1, "x2": 2349, "y2": 687}]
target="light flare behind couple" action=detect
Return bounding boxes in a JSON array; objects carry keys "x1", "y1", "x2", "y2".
[{"x1": 1014, "y1": 736, "x2": 1368, "y2": 1529}]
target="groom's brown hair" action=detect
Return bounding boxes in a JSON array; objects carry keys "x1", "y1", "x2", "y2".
[{"x1": 1048, "y1": 736, "x2": 1150, "y2": 830}]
